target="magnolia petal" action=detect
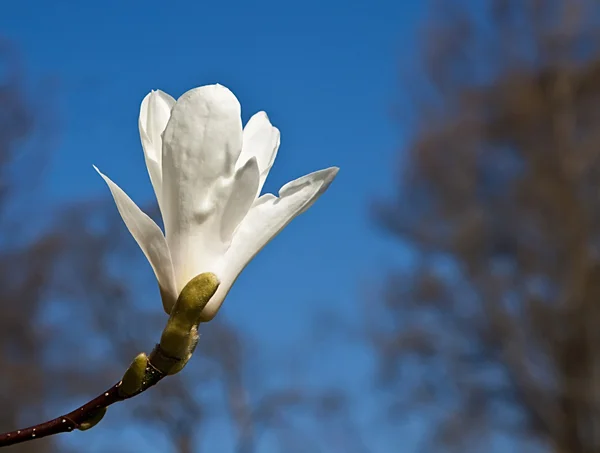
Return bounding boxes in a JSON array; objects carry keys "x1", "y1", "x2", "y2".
[
  {"x1": 220, "y1": 156, "x2": 260, "y2": 243},
  {"x1": 238, "y1": 111, "x2": 280, "y2": 195},
  {"x1": 199, "y1": 166, "x2": 339, "y2": 321},
  {"x1": 139, "y1": 90, "x2": 175, "y2": 213},
  {"x1": 140, "y1": 90, "x2": 176, "y2": 162},
  {"x1": 166, "y1": 157, "x2": 260, "y2": 294},
  {"x1": 161, "y1": 84, "x2": 243, "y2": 248},
  {"x1": 94, "y1": 166, "x2": 178, "y2": 314}
]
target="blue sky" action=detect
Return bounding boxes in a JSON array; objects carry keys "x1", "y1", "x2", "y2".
[{"x1": 2, "y1": 0, "x2": 426, "y2": 450}]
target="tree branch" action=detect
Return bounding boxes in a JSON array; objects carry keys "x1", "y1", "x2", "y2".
[
  {"x1": 0, "y1": 272, "x2": 220, "y2": 449},
  {"x1": 0, "y1": 349, "x2": 165, "y2": 448}
]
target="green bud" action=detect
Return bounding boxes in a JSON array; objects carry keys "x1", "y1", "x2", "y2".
[
  {"x1": 158, "y1": 317, "x2": 193, "y2": 359},
  {"x1": 171, "y1": 272, "x2": 220, "y2": 324},
  {"x1": 119, "y1": 353, "x2": 148, "y2": 397},
  {"x1": 152, "y1": 273, "x2": 219, "y2": 375},
  {"x1": 148, "y1": 334, "x2": 196, "y2": 376},
  {"x1": 164, "y1": 326, "x2": 199, "y2": 375},
  {"x1": 78, "y1": 407, "x2": 107, "y2": 431}
]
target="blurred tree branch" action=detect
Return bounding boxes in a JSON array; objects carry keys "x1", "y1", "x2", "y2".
[{"x1": 374, "y1": 0, "x2": 600, "y2": 452}]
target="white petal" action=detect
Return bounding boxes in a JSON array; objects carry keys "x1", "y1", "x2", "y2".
[
  {"x1": 139, "y1": 90, "x2": 175, "y2": 213},
  {"x1": 165, "y1": 157, "x2": 260, "y2": 294},
  {"x1": 140, "y1": 90, "x2": 175, "y2": 162},
  {"x1": 199, "y1": 166, "x2": 339, "y2": 321},
  {"x1": 220, "y1": 157, "x2": 260, "y2": 243},
  {"x1": 238, "y1": 112, "x2": 280, "y2": 195},
  {"x1": 94, "y1": 166, "x2": 178, "y2": 314},
  {"x1": 161, "y1": 85, "x2": 243, "y2": 264}
]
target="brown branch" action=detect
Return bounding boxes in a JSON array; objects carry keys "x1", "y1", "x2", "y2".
[
  {"x1": 0, "y1": 348, "x2": 166, "y2": 448},
  {"x1": 0, "y1": 273, "x2": 219, "y2": 448}
]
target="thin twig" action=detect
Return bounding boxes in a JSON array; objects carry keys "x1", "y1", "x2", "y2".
[
  {"x1": 0, "y1": 352, "x2": 165, "y2": 448},
  {"x1": 0, "y1": 273, "x2": 220, "y2": 448}
]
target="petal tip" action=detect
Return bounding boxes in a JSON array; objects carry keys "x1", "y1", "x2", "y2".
[
  {"x1": 176, "y1": 84, "x2": 240, "y2": 116},
  {"x1": 318, "y1": 167, "x2": 339, "y2": 194},
  {"x1": 242, "y1": 155, "x2": 260, "y2": 172},
  {"x1": 247, "y1": 110, "x2": 274, "y2": 128},
  {"x1": 315, "y1": 166, "x2": 340, "y2": 185}
]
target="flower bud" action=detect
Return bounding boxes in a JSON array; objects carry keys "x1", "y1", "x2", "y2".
[
  {"x1": 78, "y1": 407, "x2": 107, "y2": 431},
  {"x1": 151, "y1": 273, "x2": 219, "y2": 375},
  {"x1": 119, "y1": 353, "x2": 148, "y2": 397}
]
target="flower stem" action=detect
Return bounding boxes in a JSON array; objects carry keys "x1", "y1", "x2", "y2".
[
  {"x1": 0, "y1": 353, "x2": 165, "y2": 448},
  {"x1": 0, "y1": 272, "x2": 220, "y2": 448}
]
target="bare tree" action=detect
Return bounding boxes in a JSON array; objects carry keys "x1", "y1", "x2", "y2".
[{"x1": 374, "y1": 1, "x2": 600, "y2": 452}]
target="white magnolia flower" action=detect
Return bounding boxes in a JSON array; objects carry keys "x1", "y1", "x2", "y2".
[{"x1": 95, "y1": 84, "x2": 338, "y2": 321}]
